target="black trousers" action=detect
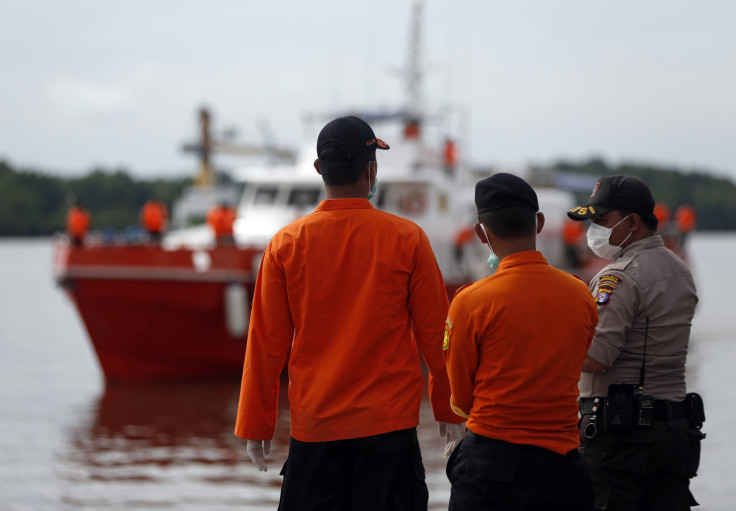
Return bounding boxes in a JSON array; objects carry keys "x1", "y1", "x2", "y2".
[
  {"x1": 277, "y1": 428, "x2": 428, "y2": 511},
  {"x1": 579, "y1": 416, "x2": 701, "y2": 511},
  {"x1": 446, "y1": 430, "x2": 593, "y2": 511}
]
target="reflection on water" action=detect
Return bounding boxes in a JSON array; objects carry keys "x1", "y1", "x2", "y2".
[
  {"x1": 59, "y1": 380, "x2": 288, "y2": 509},
  {"x1": 57, "y1": 379, "x2": 451, "y2": 510}
]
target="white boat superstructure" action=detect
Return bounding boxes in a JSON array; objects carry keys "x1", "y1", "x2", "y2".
[
  {"x1": 227, "y1": 130, "x2": 577, "y2": 288},
  {"x1": 166, "y1": 0, "x2": 577, "y2": 284}
]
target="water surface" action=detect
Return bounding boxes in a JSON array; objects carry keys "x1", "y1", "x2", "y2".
[{"x1": 0, "y1": 234, "x2": 733, "y2": 509}]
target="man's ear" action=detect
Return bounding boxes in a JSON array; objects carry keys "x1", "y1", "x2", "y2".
[
  {"x1": 366, "y1": 161, "x2": 376, "y2": 181},
  {"x1": 473, "y1": 222, "x2": 488, "y2": 244},
  {"x1": 629, "y1": 213, "x2": 642, "y2": 231},
  {"x1": 314, "y1": 159, "x2": 321, "y2": 175},
  {"x1": 536, "y1": 212, "x2": 545, "y2": 235}
]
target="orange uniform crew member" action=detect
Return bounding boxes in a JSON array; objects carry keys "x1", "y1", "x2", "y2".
[
  {"x1": 676, "y1": 204, "x2": 696, "y2": 233},
  {"x1": 206, "y1": 204, "x2": 236, "y2": 243},
  {"x1": 66, "y1": 205, "x2": 90, "y2": 245},
  {"x1": 234, "y1": 116, "x2": 463, "y2": 511},
  {"x1": 444, "y1": 173, "x2": 598, "y2": 511},
  {"x1": 140, "y1": 200, "x2": 168, "y2": 238}
]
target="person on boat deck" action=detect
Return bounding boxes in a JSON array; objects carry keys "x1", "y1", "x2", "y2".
[
  {"x1": 569, "y1": 175, "x2": 702, "y2": 511},
  {"x1": 140, "y1": 200, "x2": 168, "y2": 241},
  {"x1": 444, "y1": 173, "x2": 598, "y2": 511},
  {"x1": 66, "y1": 204, "x2": 90, "y2": 246},
  {"x1": 206, "y1": 202, "x2": 236, "y2": 245},
  {"x1": 234, "y1": 116, "x2": 464, "y2": 511}
]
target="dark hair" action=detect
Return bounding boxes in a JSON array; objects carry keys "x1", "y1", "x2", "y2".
[
  {"x1": 619, "y1": 210, "x2": 658, "y2": 231},
  {"x1": 318, "y1": 143, "x2": 375, "y2": 186},
  {"x1": 478, "y1": 205, "x2": 537, "y2": 239}
]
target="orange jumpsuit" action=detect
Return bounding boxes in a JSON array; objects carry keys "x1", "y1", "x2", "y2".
[
  {"x1": 206, "y1": 205, "x2": 236, "y2": 239},
  {"x1": 444, "y1": 251, "x2": 598, "y2": 455},
  {"x1": 66, "y1": 206, "x2": 90, "y2": 243},
  {"x1": 140, "y1": 201, "x2": 168, "y2": 234},
  {"x1": 235, "y1": 198, "x2": 460, "y2": 442}
]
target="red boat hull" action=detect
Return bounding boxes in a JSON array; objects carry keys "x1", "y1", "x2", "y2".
[
  {"x1": 55, "y1": 241, "x2": 259, "y2": 384},
  {"x1": 55, "y1": 239, "x2": 470, "y2": 384}
]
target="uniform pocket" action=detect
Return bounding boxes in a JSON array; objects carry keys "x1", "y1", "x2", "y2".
[
  {"x1": 447, "y1": 443, "x2": 517, "y2": 510},
  {"x1": 469, "y1": 457, "x2": 517, "y2": 483}
]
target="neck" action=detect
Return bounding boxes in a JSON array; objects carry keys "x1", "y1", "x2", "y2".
[
  {"x1": 622, "y1": 230, "x2": 654, "y2": 249},
  {"x1": 324, "y1": 184, "x2": 367, "y2": 199},
  {"x1": 494, "y1": 237, "x2": 536, "y2": 260}
]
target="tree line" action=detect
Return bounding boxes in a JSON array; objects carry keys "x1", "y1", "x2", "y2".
[
  {"x1": 0, "y1": 158, "x2": 734, "y2": 236},
  {"x1": 0, "y1": 161, "x2": 191, "y2": 236}
]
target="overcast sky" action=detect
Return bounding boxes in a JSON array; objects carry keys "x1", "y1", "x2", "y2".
[{"x1": 2, "y1": 0, "x2": 735, "y2": 182}]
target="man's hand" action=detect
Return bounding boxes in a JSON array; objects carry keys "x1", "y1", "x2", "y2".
[
  {"x1": 246, "y1": 439, "x2": 272, "y2": 471},
  {"x1": 438, "y1": 422, "x2": 465, "y2": 458}
]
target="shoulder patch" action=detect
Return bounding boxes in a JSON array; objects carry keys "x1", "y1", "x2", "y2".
[
  {"x1": 596, "y1": 290, "x2": 611, "y2": 304},
  {"x1": 598, "y1": 274, "x2": 622, "y2": 286},
  {"x1": 443, "y1": 317, "x2": 453, "y2": 350},
  {"x1": 595, "y1": 274, "x2": 622, "y2": 305}
]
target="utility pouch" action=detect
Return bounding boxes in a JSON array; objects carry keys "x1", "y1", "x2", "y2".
[
  {"x1": 605, "y1": 384, "x2": 636, "y2": 432},
  {"x1": 686, "y1": 392, "x2": 706, "y2": 430},
  {"x1": 686, "y1": 427, "x2": 706, "y2": 478}
]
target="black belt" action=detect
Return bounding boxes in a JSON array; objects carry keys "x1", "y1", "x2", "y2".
[{"x1": 580, "y1": 397, "x2": 689, "y2": 421}]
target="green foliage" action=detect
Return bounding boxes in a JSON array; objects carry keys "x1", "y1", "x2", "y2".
[
  {"x1": 0, "y1": 158, "x2": 733, "y2": 235},
  {"x1": 550, "y1": 159, "x2": 736, "y2": 231},
  {"x1": 0, "y1": 161, "x2": 192, "y2": 236}
]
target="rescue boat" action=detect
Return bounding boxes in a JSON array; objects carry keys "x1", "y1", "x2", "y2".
[
  {"x1": 53, "y1": 114, "x2": 578, "y2": 384},
  {"x1": 53, "y1": 0, "x2": 578, "y2": 384}
]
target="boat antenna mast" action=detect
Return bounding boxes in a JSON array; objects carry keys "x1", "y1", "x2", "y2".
[
  {"x1": 182, "y1": 107, "x2": 295, "y2": 189},
  {"x1": 402, "y1": 0, "x2": 424, "y2": 141}
]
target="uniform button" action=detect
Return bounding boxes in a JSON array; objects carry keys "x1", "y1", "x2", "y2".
[
  {"x1": 594, "y1": 398, "x2": 599, "y2": 403},
  {"x1": 592, "y1": 406, "x2": 598, "y2": 412}
]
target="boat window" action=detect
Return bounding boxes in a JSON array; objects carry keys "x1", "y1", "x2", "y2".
[
  {"x1": 399, "y1": 190, "x2": 428, "y2": 216},
  {"x1": 287, "y1": 188, "x2": 320, "y2": 207},
  {"x1": 254, "y1": 187, "x2": 278, "y2": 205},
  {"x1": 438, "y1": 193, "x2": 448, "y2": 212}
]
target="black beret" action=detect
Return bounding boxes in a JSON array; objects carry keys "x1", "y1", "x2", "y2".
[{"x1": 475, "y1": 173, "x2": 539, "y2": 215}]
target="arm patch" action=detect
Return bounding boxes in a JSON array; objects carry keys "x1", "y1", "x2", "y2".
[{"x1": 595, "y1": 274, "x2": 622, "y2": 305}]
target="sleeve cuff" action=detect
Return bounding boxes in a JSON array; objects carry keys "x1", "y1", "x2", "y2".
[
  {"x1": 450, "y1": 397, "x2": 469, "y2": 419},
  {"x1": 586, "y1": 339, "x2": 620, "y2": 368}
]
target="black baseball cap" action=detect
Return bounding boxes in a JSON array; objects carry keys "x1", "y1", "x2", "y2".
[
  {"x1": 567, "y1": 175, "x2": 656, "y2": 221},
  {"x1": 316, "y1": 116, "x2": 389, "y2": 161},
  {"x1": 475, "y1": 173, "x2": 539, "y2": 215}
]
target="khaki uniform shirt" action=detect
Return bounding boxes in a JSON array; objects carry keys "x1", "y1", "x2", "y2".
[{"x1": 579, "y1": 235, "x2": 697, "y2": 401}]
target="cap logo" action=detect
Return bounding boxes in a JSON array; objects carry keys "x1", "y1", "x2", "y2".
[
  {"x1": 590, "y1": 182, "x2": 600, "y2": 199},
  {"x1": 568, "y1": 205, "x2": 596, "y2": 216}
]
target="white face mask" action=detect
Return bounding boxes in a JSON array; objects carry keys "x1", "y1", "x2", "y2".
[
  {"x1": 586, "y1": 215, "x2": 632, "y2": 260},
  {"x1": 367, "y1": 177, "x2": 378, "y2": 200},
  {"x1": 480, "y1": 224, "x2": 500, "y2": 270}
]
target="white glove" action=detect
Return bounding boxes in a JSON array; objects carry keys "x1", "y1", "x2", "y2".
[
  {"x1": 246, "y1": 439, "x2": 272, "y2": 472},
  {"x1": 438, "y1": 422, "x2": 465, "y2": 458}
]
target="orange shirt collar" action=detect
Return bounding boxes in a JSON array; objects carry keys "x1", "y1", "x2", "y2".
[
  {"x1": 315, "y1": 198, "x2": 376, "y2": 212},
  {"x1": 496, "y1": 250, "x2": 548, "y2": 272}
]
